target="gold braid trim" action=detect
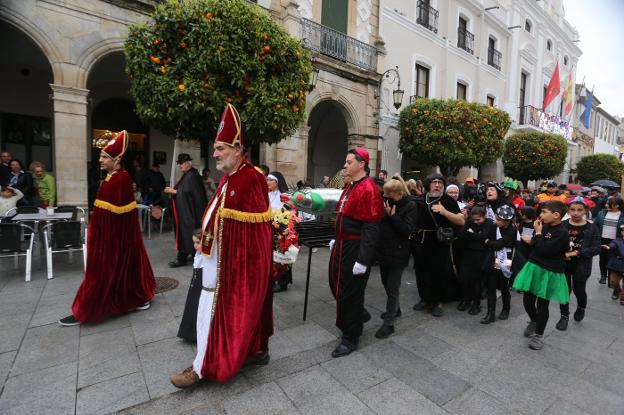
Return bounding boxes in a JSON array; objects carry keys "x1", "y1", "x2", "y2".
[
  {"x1": 94, "y1": 199, "x2": 137, "y2": 214},
  {"x1": 218, "y1": 207, "x2": 272, "y2": 223}
]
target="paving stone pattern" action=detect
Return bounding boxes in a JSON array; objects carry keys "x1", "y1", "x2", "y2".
[{"x1": 1, "y1": 232, "x2": 624, "y2": 414}]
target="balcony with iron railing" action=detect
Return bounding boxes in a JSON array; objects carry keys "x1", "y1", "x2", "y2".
[
  {"x1": 518, "y1": 105, "x2": 573, "y2": 141},
  {"x1": 300, "y1": 18, "x2": 378, "y2": 72},
  {"x1": 488, "y1": 47, "x2": 502, "y2": 70},
  {"x1": 416, "y1": 0, "x2": 439, "y2": 34},
  {"x1": 457, "y1": 27, "x2": 474, "y2": 54}
]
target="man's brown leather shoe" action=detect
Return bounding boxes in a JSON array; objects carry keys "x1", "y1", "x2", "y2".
[{"x1": 170, "y1": 367, "x2": 200, "y2": 388}]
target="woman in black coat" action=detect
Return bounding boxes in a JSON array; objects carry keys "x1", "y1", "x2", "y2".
[
  {"x1": 374, "y1": 175, "x2": 417, "y2": 339},
  {"x1": 8, "y1": 159, "x2": 34, "y2": 207}
]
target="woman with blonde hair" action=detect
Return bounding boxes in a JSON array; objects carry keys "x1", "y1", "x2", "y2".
[{"x1": 374, "y1": 174, "x2": 418, "y2": 338}]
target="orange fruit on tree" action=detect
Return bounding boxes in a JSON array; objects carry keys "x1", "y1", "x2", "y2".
[
  {"x1": 205, "y1": 12, "x2": 213, "y2": 20},
  {"x1": 179, "y1": 42, "x2": 187, "y2": 49},
  {"x1": 263, "y1": 45, "x2": 270, "y2": 53},
  {"x1": 261, "y1": 34, "x2": 268, "y2": 41},
  {"x1": 150, "y1": 55, "x2": 161, "y2": 64},
  {"x1": 178, "y1": 84, "x2": 185, "y2": 91}
]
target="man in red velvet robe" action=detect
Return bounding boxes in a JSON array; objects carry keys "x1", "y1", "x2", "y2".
[
  {"x1": 329, "y1": 148, "x2": 384, "y2": 357},
  {"x1": 170, "y1": 104, "x2": 273, "y2": 387},
  {"x1": 59, "y1": 131, "x2": 156, "y2": 326}
]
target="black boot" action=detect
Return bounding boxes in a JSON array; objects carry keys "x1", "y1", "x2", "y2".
[
  {"x1": 457, "y1": 300, "x2": 469, "y2": 311},
  {"x1": 556, "y1": 316, "x2": 569, "y2": 331},
  {"x1": 480, "y1": 308, "x2": 496, "y2": 324},
  {"x1": 273, "y1": 280, "x2": 288, "y2": 293},
  {"x1": 468, "y1": 302, "x2": 481, "y2": 315},
  {"x1": 498, "y1": 308, "x2": 510, "y2": 320}
]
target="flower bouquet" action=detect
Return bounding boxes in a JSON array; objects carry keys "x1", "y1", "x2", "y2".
[{"x1": 271, "y1": 206, "x2": 300, "y2": 281}]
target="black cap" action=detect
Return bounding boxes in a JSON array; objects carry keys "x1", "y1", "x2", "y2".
[
  {"x1": 546, "y1": 181, "x2": 557, "y2": 187},
  {"x1": 177, "y1": 153, "x2": 192, "y2": 163}
]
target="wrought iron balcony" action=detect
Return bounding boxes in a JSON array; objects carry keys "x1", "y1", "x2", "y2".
[
  {"x1": 457, "y1": 27, "x2": 474, "y2": 54},
  {"x1": 300, "y1": 18, "x2": 378, "y2": 72},
  {"x1": 488, "y1": 47, "x2": 502, "y2": 70},
  {"x1": 416, "y1": 0, "x2": 439, "y2": 34},
  {"x1": 518, "y1": 105, "x2": 573, "y2": 140}
]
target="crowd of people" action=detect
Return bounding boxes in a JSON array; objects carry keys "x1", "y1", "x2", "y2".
[
  {"x1": 0, "y1": 151, "x2": 57, "y2": 214},
  {"x1": 325, "y1": 170, "x2": 621, "y2": 352},
  {"x1": 14, "y1": 102, "x2": 615, "y2": 390}
]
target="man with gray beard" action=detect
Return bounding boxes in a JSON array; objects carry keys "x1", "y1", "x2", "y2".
[{"x1": 411, "y1": 173, "x2": 465, "y2": 317}]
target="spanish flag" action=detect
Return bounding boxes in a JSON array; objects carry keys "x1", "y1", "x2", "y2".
[{"x1": 562, "y1": 72, "x2": 573, "y2": 117}]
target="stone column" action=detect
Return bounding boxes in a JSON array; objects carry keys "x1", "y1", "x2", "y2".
[{"x1": 50, "y1": 84, "x2": 89, "y2": 207}]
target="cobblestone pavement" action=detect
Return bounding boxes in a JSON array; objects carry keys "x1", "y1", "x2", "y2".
[{"x1": 1, "y1": 231, "x2": 624, "y2": 414}]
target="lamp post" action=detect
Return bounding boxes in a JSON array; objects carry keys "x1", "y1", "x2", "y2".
[
  {"x1": 376, "y1": 66, "x2": 404, "y2": 114},
  {"x1": 308, "y1": 66, "x2": 320, "y2": 91}
]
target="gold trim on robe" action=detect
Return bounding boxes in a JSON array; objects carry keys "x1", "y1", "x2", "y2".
[{"x1": 94, "y1": 199, "x2": 137, "y2": 214}]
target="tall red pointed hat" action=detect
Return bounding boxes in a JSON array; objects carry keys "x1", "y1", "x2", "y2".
[
  {"x1": 101, "y1": 130, "x2": 129, "y2": 160},
  {"x1": 215, "y1": 103, "x2": 243, "y2": 147}
]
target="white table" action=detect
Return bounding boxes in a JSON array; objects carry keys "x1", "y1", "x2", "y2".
[{"x1": 11, "y1": 212, "x2": 73, "y2": 221}]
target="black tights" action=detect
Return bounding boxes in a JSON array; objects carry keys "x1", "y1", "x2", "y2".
[
  {"x1": 523, "y1": 292, "x2": 550, "y2": 335},
  {"x1": 560, "y1": 272, "x2": 587, "y2": 317}
]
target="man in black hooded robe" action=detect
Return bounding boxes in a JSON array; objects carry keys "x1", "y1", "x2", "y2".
[
  {"x1": 412, "y1": 173, "x2": 465, "y2": 317},
  {"x1": 165, "y1": 153, "x2": 207, "y2": 267}
]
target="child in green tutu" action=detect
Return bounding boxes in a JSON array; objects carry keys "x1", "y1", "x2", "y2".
[{"x1": 512, "y1": 200, "x2": 570, "y2": 350}]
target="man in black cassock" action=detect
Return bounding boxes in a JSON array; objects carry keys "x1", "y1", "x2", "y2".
[
  {"x1": 412, "y1": 173, "x2": 465, "y2": 317},
  {"x1": 165, "y1": 153, "x2": 207, "y2": 267},
  {"x1": 328, "y1": 148, "x2": 384, "y2": 358}
]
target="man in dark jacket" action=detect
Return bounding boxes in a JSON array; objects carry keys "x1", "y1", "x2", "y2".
[
  {"x1": 165, "y1": 153, "x2": 207, "y2": 267},
  {"x1": 142, "y1": 163, "x2": 166, "y2": 205},
  {"x1": 0, "y1": 151, "x2": 11, "y2": 187}
]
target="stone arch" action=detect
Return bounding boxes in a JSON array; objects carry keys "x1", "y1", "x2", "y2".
[
  {"x1": 306, "y1": 99, "x2": 355, "y2": 185},
  {"x1": 76, "y1": 38, "x2": 126, "y2": 88},
  {"x1": 0, "y1": 11, "x2": 62, "y2": 83},
  {"x1": 306, "y1": 90, "x2": 360, "y2": 135}
]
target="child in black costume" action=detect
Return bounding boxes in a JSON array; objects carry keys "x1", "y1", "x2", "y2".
[
  {"x1": 481, "y1": 204, "x2": 518, "y2": 324},
  {"x1": 513, "y1": 201, "x2": 570, "y2": 350},
  {"x1": 457, "y1": 206, "x2": 494, "y2": 315},
  {"x1": 177, "y1": 228, "x2": 203, "y2": 342},
  {"x1": 556, "y1": 197, "x2": 601, "y2": 330}
]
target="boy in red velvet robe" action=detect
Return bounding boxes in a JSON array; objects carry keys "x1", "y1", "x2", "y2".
[
  {"x1": 59, "y1": 130, "x2": 155, "y2": 326},
  {"x1": 170, "y1": 104, "x2": 273, "y2": 387},
  {"x1": 329, "y1": 148, "x2": 384, "y2": 358}
]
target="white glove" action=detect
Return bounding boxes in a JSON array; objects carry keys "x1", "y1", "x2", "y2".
[
  {"x1": 329, "y1": 239, "x2": 335, "y2": 251},
  {"x1": 352, "y1": 261, "x2": 367, "y2": 275}
]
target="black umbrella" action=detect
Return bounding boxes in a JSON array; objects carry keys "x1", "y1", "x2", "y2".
[{"x1": 591, "y1": 179, "x2": 620, "y2": 188}]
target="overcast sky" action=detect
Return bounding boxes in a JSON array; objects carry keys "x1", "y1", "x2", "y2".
[{"x1": 564, "y1": 0, "x2": 624, "y2": 118}]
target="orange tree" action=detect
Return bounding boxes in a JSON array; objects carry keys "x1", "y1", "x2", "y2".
[
  {"x1": 576, "y1": 154, "x2": 624, "y2": 185},
  {"x1": 502, "y1": 132, "x2": 568, "y2": 185},
  {"x1": 124, "y1": 0, "x2": 312, "y2": 144},
  {"x1": 398, "y1": 99, "x2": 510, "y2": 176}
]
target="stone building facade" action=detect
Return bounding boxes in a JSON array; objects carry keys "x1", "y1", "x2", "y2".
[
  {"x1": 0, "y1": 0, "x2": 382, "y2": 205},
  {"x1": 377, "y1": 0, "x2": 581, "y2": 183}
]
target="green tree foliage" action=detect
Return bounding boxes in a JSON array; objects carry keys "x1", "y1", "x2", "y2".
[
  {"x1": 576, "y1": 153, "x2": 624, "y2": 185},
  {"x1": 502, "y1": 132, "x2": 568, "y2": 185},
  {"x1": 398, "y1": 99, "x2": 511, "y2": 176},
  {"x1": 124, "y1": 0, "x2": 312, "y2": 144}
]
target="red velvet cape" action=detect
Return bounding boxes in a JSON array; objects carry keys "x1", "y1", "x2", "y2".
[
  {"x1": 200, "y1": 160, "x2": 273, "y2": 383},
  {"x1": 72, "y1": 169, "x2": 155, "y2": 323}
]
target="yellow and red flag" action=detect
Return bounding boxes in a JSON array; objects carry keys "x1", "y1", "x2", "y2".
[{"x1": 562, "y1": 71, "x2": 573, "y2": 117}]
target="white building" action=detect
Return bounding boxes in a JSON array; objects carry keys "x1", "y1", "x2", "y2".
[{"x1": 377, "y1": 0, "x2": 581, "y2": 182}]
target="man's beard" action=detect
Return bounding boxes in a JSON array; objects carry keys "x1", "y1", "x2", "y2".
[
  {"x1": 215, "y1": 153, "x2": 236, "y2": 172},
  {"x1": 428, "y1": 189, "x2": 443, "y2": 197}
]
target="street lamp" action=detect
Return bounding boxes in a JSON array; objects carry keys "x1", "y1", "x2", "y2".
[
  {"x1": 308, "y1": 66, "x2": 320, "y2": 91},
  {"x1": 378, "y1": 66, "x2": 404, "y2": 110}
]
